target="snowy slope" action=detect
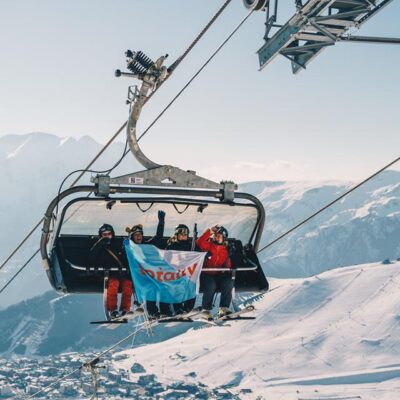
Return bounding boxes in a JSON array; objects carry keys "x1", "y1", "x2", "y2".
[
  {"x1": 0, "y1": 291, "x2": 206, "y2": 356},
  {"x1": 115, "y1": 261, "x2": 400, "y2": 399}
]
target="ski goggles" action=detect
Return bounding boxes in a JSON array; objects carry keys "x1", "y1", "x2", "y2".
[
  {"x1": 101, "y1": 231, "x2": 113, "y2": 238},
  {"x1": 176, "y1": 228, "x2": 189, "y2": 236},
  {"x1": 129, "y1": 224, "x2": 144, "y2": 234}
]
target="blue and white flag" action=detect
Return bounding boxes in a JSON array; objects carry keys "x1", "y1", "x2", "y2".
[{"x1": 124, "y1": 239, "x2": 206, "y2": 304}]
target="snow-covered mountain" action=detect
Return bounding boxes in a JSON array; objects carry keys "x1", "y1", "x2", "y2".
[
  {"x1": 0, "y1": 291, "x2": 196, "y2": 356},
  {"x1": 114, "y1": 261, "x2": 400, "y2": 399},
  {"x1": 241, "y1": 172, "x2": 400, "y2": 278}
]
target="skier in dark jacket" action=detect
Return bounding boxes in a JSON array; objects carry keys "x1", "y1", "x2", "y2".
[
  {"x1": 165, "y1": 224, "x2": 196, "y2": 314},
  {"x1": 89, "y1": 223, "x2": 133, "y2": 318},
  {"x1": 197, "y1": 225, "x2": 233, "y2": 319},
  {"x1": 125, "y1": 210, "x2": 166, "y2": 317}
]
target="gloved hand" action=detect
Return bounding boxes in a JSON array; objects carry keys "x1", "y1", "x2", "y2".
[{"x1": 158, "y1": 210, "x2": 166, "y2": 222}]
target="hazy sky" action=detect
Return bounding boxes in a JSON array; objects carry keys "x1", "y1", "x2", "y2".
[{"x1": 0, "y1": 0, "x2": 399, "y2": 182}]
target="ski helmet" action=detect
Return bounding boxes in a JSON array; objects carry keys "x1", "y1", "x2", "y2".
[
  {"x1": 175, "y1": 224, "x2": 190, "y2": 236},
  {"x1": 214, "y1": 225, "x2": 228, "y2": 239},
  {"x1": 98, "y1": 223, "x2": 115, "y2": 237}
]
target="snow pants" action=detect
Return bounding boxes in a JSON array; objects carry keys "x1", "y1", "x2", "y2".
[
  {"x1": 107, "y1": 277, "x2": 133, "y2": 312},
  {"x1": 146, "y1": 301, "x2": 174, "y2": 316},
  {"x1": 173, "y1": 298, "x2": 196, "y2": 314},
  {"x1": 200, "y1": 272, "x2": 233, "y2": 310}
]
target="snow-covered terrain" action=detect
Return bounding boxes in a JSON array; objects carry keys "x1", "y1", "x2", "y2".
[
  {"x1": 0, "y1": 291, "x2": 197, "y2": 356},
  {"x1": 115, "y1": 261, "x2": 400, "y2": 399},
  {"x1": 242, "y1": 172, "x2": 400, "y2": 278}
]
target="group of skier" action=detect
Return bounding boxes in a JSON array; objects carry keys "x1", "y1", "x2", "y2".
[{"x1": 88, "y1": 210, "x2": 234, "y2": 320}]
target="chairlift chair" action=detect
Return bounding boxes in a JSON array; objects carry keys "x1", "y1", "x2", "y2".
[{"x1": 40, "y1": 49, "x2": 269, "y2": 297}]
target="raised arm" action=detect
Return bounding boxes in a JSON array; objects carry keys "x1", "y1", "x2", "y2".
[
  {"x1": 196, "y1": 228, "x2": 213, "y2": 252},
  {"x1": 148, "y1": 210, "x2": 165, "y2": 248}
]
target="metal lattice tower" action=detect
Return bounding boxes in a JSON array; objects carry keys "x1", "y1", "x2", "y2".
[{"x1": 255, "y1": 0, "x2": 398, "y2": 73}]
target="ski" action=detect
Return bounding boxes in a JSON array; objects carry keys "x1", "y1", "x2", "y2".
[
  {"x1": 90, "y1": 309, "x2": 145, "y2": 326},
  {"x1": 90, "y1": 319, "x2": 128, "y2": 325},
  {"x1": 194, "y1": 317, "x2": 229, "y2": 327},
  {"x1": 219, "y1": 316, "x2": 255, "y2": 321},
  {"x1": 106, "y1": 309, "x2": 145, "y2": 330},
  {"x1": 157, "y1": 309, "x2": 229, "y2": 326},
  {"x1": 157, "y1": 308, "x2": 204, "y2": 324},
  {"x1": 215, "y1": 305, "x2": 256, "y2": 322},
  {"x1": 157, "y1": 317, "x2": 196, "y2": 323}
]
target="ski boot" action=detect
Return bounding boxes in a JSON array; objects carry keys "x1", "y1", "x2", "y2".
[
  {"x1": 218, "y1": 307, "x2": 232, "y2": 318},
  {"x1": 200, "y1": 309, "x2": 213, "y2": 321},
  {"x1": 148, "y1": 311, "x2": 161, "y2": 321},
  {"x1": 120, "y1": 310, "x2": 134, "y2": 317}
]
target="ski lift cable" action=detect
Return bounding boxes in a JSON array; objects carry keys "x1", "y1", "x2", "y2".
[
  {"x1": 257, "y1": 155, "x2": 400, "y2": 255},
  {"x1": 117, "y1": 3, "x2": 257, "y2": 158},
  {"x1": 0, "y1": 121, "x2": 126, "y2": 275},
  {"x1": 0, "y1": 249, "x2": 40, "y2": 296},
  {"x1": 54, "y1": 137, "x2": 130, "y2": 218},
  {"x1": 0, "y1": 0, "x2": 237, "y2": 275},
  {"x1": 0, "y1": 196, "x2": 91, "y2": 295},
  {"x1": 54, "y1": 0, "x2": 235, "y2": 194}
]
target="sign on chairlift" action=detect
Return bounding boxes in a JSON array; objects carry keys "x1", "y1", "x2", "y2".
[{"x1": 128, "y1": 177, "x2": 144, "y2": 185}]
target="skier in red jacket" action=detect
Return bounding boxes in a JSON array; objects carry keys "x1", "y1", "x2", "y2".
[{"x1": 197, "y1": 225, "x2": 233, "y2": 319}]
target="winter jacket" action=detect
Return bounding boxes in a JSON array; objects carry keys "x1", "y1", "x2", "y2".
[
  {"x1": 89, "y1": 238, "x2": 128, "y2": 277},
  {"x1": 166, "y1": 238, "x2": 193, "y2": 251},
  {"x1": 196, "y1": 229, "x2": 231, "y2": 274},
  {"x1": 146, "y1": 219, "x2": 165, "y2": 248}
]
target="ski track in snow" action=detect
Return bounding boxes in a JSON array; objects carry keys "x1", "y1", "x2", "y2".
[{"x1": 114, "y1": 262, "x2": 400, "y2": 399}]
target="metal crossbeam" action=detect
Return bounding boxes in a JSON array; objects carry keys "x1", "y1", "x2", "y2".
[{"x1": 257, "y1": 0, "x2": 395, "y2": 74}]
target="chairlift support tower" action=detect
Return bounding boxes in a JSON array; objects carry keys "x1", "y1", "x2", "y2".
[{"x1": 246, "y1": 0, "x2": 399, "y2": 73}]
